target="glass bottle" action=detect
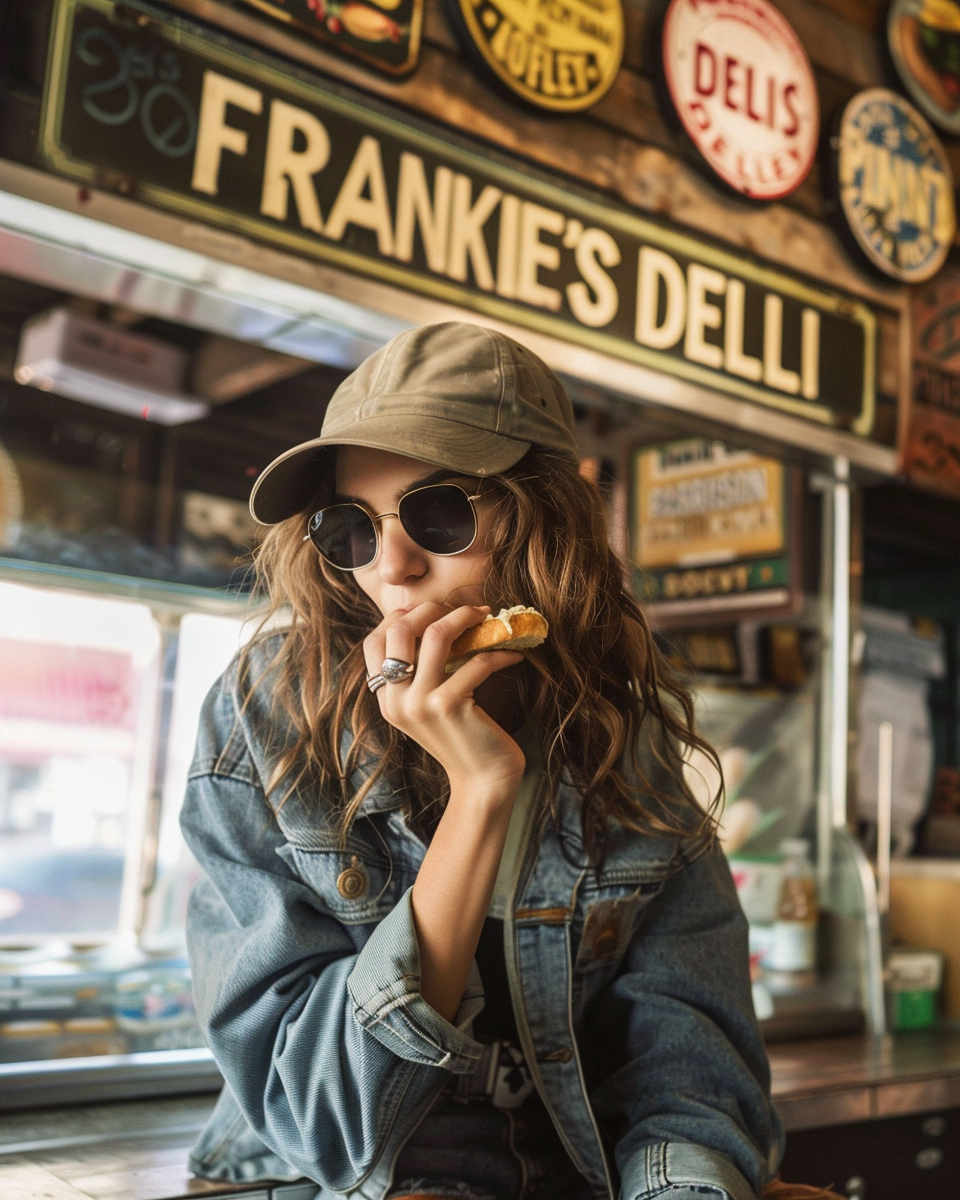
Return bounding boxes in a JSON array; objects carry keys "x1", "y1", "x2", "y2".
[{"x1": 768, "y1": 838, "x2": 818, "y2": 974}]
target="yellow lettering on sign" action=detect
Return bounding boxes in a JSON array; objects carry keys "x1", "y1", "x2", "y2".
[
  {"x1": 685, "y1": 263, "x2": 726, "y2": 370},
  {"x1": 801, "y1": 308, "x2": 820, "y2": 401},
  {"x1": 566, "y1": 227, "x2": 620, "y2": 328},
  {"x1": 763, "y1": 294, "x2": 800, "y2": 395},
  {"x1": 260, "y1": 99, "x2": 329, "y2": 233},
  {"x1": 447, "y1": 175, "x2": 502, "y2": 291},
  {"x1": 724, "y1": 279, "x2": 762, "y2": 382},
  {"x1": 191, "y1": 70, "x2": 262, "y2": 196},
  {"x1": 663, "y1": 564, "x2": 752, "y2": 598},
  {"x1": 496, "y1": 194, "x2": 522, "y2": 299},
  {"x1": 394, "y1": 153, "x2": 453, "y2": 273},
  {"x1": 635, "y1": 247, "x2": 686, "y2": 350},
  {"x1": 516, "y1": 202, "x2": 564, "y2": 310},
  {"x1": 325, "y1": 135, "x2": 395, "y2": 256}
]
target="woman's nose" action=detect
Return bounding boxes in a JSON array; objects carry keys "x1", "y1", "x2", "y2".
[{"x1": 377, "y1": 515, "x2": 427, "y2": 584}]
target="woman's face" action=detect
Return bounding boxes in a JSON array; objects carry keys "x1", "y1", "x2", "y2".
[{"x1": 333, "y1": 445, "x2": 495, "y2": 618}]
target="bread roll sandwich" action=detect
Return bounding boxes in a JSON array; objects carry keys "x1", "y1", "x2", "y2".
[{"x1": 444, "y1": 605, "x2": 548, "y2": 673}]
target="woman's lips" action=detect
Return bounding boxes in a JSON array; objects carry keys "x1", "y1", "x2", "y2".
[{"x1": 441, "y1": 586, "x2": 487, "y2": 608}]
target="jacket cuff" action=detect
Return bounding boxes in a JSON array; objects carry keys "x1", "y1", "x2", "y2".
[
  {"x1": 347, "y1": 886, "x2": 486, "y2": 1072},
  {"x1": 621, "y1": 1142, "x2": 756, "y2": 1200}
]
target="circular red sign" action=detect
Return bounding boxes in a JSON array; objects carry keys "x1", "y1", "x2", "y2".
[{"x1": 662, "y1": 0, "x2": 819, "y2": 200}]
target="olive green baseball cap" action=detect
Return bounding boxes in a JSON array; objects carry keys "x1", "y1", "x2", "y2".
[{"x1": 249, "y1": 321, "x2": 578, "y2": 525}]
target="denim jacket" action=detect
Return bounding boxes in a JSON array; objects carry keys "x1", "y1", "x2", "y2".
[{"x1": 180, "y1": 638, "x2": 784, "y2": 1200}]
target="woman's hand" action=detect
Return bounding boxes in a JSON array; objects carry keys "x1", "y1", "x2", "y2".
[
  {"x1": 363, "y1": 602, "x2": 525, "y2": 799},
  {"x1": 365, "y1": 601, "x2": 527, "y2": 1022}
]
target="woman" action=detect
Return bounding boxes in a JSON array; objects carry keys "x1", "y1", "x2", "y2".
[{"x1": 181, "y1": 322, "x2": 839, "y2": 1200}]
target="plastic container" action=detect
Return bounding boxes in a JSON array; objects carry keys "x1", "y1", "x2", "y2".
[
  {"x1": 767, "y1": 838, "x2": 818, "y2": 973},
  {"x1": 729, "y1": 854, "x2": 783, "y2": 924}
]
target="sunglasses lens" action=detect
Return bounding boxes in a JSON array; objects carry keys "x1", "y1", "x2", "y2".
[
  {"x1": 308, "y1": 504, "x2": 377, "y2": 570},
  {"x1": 400, "y1": 485, "x2": 477, "y2": 555}
]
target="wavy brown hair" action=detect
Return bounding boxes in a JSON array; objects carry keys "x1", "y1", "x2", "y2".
[{"x1": 239, "y1": 447, "x2": 720, "y2": 862}]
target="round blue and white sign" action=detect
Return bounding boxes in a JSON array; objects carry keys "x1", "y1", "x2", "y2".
[{"x1": 835, "y1": 87, "x2": 955, "y2": 283}]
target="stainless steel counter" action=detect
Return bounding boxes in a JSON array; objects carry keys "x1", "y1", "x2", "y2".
[{"x1": 3, "y1": 1031, "x2": 960, "y2": 1199}]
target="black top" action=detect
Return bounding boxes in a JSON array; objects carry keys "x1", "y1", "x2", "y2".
[{"x1": 472, "y1": 917, "x2": 519, "y2": 1042}]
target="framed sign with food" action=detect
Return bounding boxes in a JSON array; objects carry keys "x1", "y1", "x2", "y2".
[
  {"x1": 889, "y1": 0, "x2": 960, "y2": 132},
  {"x1": 231, "y1": 0, "x2": 424, "y2": 75}
]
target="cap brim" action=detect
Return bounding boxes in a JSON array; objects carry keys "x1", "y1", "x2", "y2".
[
  {"x1": 248, "y1": 441, "x2": 335, "y2": 525},
  {"x1": 249, "y1": 416, "x2": 531, "y2": 525}
]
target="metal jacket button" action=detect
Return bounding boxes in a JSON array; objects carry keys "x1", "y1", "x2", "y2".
[{"x1": 337, "y1": 861, "x2": 368, "y2": 899}]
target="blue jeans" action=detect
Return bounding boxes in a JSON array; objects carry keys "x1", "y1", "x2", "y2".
[{"x1": 387, "y1": 1084, "x2": 595, "y2": 1200}]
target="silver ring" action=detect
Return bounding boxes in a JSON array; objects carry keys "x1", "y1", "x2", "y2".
[
  {"x1": 381, "y1": 658, "x2": 415, "y2": 684},
  {"x1": 366, "y1": 674, "x2": 387, "y2": 694}
]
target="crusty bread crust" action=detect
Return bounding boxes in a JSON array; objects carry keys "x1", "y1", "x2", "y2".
[{"x1": 444, "y1": 607, "x2": 548, "y2": 673}]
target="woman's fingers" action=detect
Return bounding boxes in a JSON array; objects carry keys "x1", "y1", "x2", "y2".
[
  {"x1": 363, "y1": 601, "x2": 442, "y2": 678},
  {"x1": 381, "y1": 618, "x2": 421, "y2": 686},
  {"x1": 363, "y1": 602, "x2": 490, "y2": 689},
  {"x1": 411, "y1": 605, "x2": 493, "y2": 687},
  {"x1": 441, "y1": 649, "x2": 525, "y2": 694},
  {"x1": 363, "y1": 608, "x2": 526, "y2": 788}
]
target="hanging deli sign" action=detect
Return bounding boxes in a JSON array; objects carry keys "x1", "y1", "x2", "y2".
[
  {"x1": 905, "y1": 265, "x2": 960, "y2": 497},
  {"x1": 442, "y1": 0, "x2": 623, "y2": 112},
  {"x1": 661, "y1": 0, "x2": 818, "y2": 200},
  {"x1": 630, "y1": 438, "x2": 796, "y2": 617},
  {"x1": 888, "y1": 0, "x2": 960, "y2": 135},
  {"x1": 41, "y1": 0, "x2": 876, "y2": 435},
  {"x1": 225, "y1": 0, "x2": 424, "y2": 77},
  {"x1": 832, "y1": 88, "x2": 955, "y2": 283}
]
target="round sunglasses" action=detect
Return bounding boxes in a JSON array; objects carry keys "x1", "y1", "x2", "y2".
[{"x1": 304, "y1": 482, "x2": 483, "y2": 571}]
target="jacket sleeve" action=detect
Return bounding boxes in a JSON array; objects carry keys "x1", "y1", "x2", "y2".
[
  {"x1": 180, "y1": 674, "x2": 485, "y2": 1190},
  {"x1": 583, "y1": 841, "x2": 784, "y2": 1200}
]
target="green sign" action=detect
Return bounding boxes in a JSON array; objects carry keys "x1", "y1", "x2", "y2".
[{"x1": 41, "y1": 0, "x2": 877, "y2": 435}]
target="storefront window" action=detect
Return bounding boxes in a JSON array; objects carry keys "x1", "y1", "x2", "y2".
[
  {"x1": 141, "y1": 611, "x2": 252, "y2": 952},
  {"x1": 0, "y1": 578, "x2": 253, "y2": 1067},
  {"x1": 0, "y1": 580, "x2": 161, "y2": 939}
]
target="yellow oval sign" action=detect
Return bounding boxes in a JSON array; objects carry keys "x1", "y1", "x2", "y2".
[{"x1": 446, "y1": 0, "x2": 624, "y2": 112}]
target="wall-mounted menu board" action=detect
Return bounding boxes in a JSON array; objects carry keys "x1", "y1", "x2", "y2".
[{"x1": 630, "y1": 439, "x2": 799, "y2": 622}]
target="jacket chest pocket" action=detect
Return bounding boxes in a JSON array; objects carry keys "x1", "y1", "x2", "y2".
[
  {"x1": 573, "y1": 881, "x2": 663, "y2": 974},
  {"x1": 280, "y1": 844, "x2": 413, "y2": 927}
]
